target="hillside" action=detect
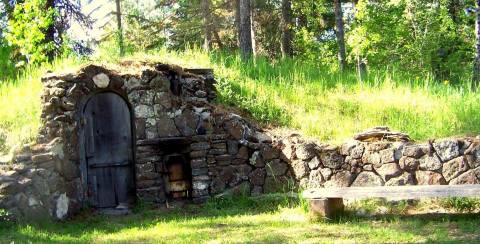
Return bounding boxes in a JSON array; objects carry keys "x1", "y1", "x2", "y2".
[{"x1": 1, "y1": 48, "x2": 480, "y2": 155}]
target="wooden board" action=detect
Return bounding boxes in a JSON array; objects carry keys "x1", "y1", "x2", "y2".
[
  {"x1": 303, "y1": 185, "x2": 480, "y2": 200},
  {"x1": 84, "y1": 92, "x2": 135, "y2": 208}
]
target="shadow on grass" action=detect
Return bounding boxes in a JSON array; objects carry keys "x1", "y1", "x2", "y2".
[{"x1": 2, "y1": 196, "x2": 480, "y2": 243}]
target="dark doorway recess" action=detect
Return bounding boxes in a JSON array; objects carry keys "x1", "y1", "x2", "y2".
[
  {"x1": 164, "y1": 154, "x2": 192, "y2": 199},
  {"x1": 82, "y1": 92, "x2": 136, "y2": 208}
]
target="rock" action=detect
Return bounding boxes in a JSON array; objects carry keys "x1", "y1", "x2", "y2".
[
  {"x1": 31, "y1": 153, "x2": 54, "y2": 164},
  {"x1": 320, "y1": 168, "x2": 332, "y2": 180},
  {"x1": 237, "y1": 146, "x2": 249, "y2": 160},
  {"x1": 260, "y1": 145, "x2": 278, "y2": 161},
  {"x1": 135, "y1": 105, "x2": 154, "y2": 119},
  {"x1": 291, "y1": 160, "x2": 309, "y2": 179},
  {"x1": 416, "y1": 171, "x2": 446, "y2": 185},
  {"x1": 307, "y1": 157, "x2": 321, "y2": 170},
  {"x1": 191, "y1": 142, "x2": 210, "y2": 151},
  {"x1": 361, "y1": 152, "x2": 381, "y2": 166},
  {"x1": 375, "y1": 163, "x2": 402, "y2": 182},
  {"x1": 319, "y1": 147, "x2": 344, "y2": 169},
  {"x1": 385, "y1": 172, "x2": 415, "y2": 186},
  {"x1": 249, "y1": 151, "x2": 264, "y2": 167},
  {"x1": 324, "y1": 171, "x2": 353, "y2": 187},
  {"x1": 365, "y1": 142, "x2": 392, "y2": 152},
  {"x1": 363, "y1": 164, "x2": 373, "y2": 171},
  {"x1": 442, "y1": 156, "x2": 469, "y2": 182},
  {"x1": 254, "y1": 132, "x2": 272, "y2": 143},
  {"x1": 433, "y1": 140, "x2": 459, "y2": 162},
  {"x1": 308, "y1": 169, "x2": 324, "y2": 188},
  {"x1": 92, "y1": 73, "x2": 110, "y2": 88},
  {"x1": 227, "y1": 140, "x2": 239, "y2": 155},
  {"x1": 449, "y1": 169, "x2": 480, "y2": 185},
  {"x1": 195, "y1": 90, "x2": 207, "y2": 98},
  {"x1": 354, "y1": 127, "x2": 410, "y2": 142},
  {"x1": 340, "y1": 140, "x2": 356, "y2": 155},
  {"x1": 465, "y1": 154, "x2": 479, "y2": 169},
  {"x1": 265, "y1": 160, "x2": 288, "y2": 176},
  {"x1": 55, "y1": 193, "x2": 69, "y2": 220},
  {"x1": 351, "y1": 172, "x2": 384, "y2": 187},
  {"x1": 174, "y1": 110, "x2": 198, "y2": 137},
  {"x1": 281, "y1": 141, "x2": 295, "y2": 161},
  {"x1": 379, "y1": 148, "x2": 395, "y2": 164},
  {"x1": 193, "y1": 180, "x2": 210, "y2": 191},
  {"x1": 249, "y1": 168, "x2": 266, "y2": 186},
  {"x1": 403, "y1": 145, "x2": 428, "y2": 158},
  {"x1": 295, "y1": 143, "x2": 316, "y2": 160},
  {"x1": 419, "y1": 155, "x2": 442, "y2": 171},
  {"x1": 224, "y1": 120, "x2": 244, "y2": 140},
  {"x1": 399, "y1": 156, "x2": 420, "y2": 172},
  {"x1": 351, "y1": 144, "x2": 365, "y2": 159}
]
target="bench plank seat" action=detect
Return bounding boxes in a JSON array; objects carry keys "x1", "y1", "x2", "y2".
[
  {"x1": 303, "y1": 185, "x2": 480, "y2": 200},
  {"x1": 303, "y1": 185, "x2": 480, "y2": 219}
]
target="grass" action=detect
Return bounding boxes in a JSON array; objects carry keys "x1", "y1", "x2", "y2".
[
  {"x1": 2, "y1": 47, "x2": 480, "y2": 154},
  {"x1": 1, "y1": 195, "x2": 480, "y2": 243},
  {"x1": 0, "y1": 57, "x2": 85, "y2": 155}
]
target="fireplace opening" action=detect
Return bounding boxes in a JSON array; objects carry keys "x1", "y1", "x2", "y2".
[{"x1": 164, "y1": 154, "x2": 192, "y2": 199}]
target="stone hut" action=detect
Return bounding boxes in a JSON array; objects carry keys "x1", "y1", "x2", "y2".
[
  {"x1": 1, "y1": 62, "x2": 480, "y2": 220},
  {"x1": 0, "y1": 63, "x2": 296, "y2": 220}
]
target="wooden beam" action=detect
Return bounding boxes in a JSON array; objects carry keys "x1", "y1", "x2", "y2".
[{"x1": 303, "y1": 185, "x2": 480, "y2": 200}]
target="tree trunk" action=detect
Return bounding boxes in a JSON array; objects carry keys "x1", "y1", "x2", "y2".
[
  {"x1": 250, "y1": 1, "x2": 256, "y2": 56},
  {"x1": 235, "y1": 0, "x2": 241, "y2": 47},
  {"x1": 473, "y1": 0, "x2": 480, "y2": 90},
  {"x1": 201, "y1": 0, "x2": 213, "y2": 51},
  {"x1": 238, "y1": 0, "x2": 253, "y2": 60},
  {"x1": 280, "y1": 0, "x2": 293, "y2": 58},
  {"x1": 45, "y1": 0, "x2": 55, "y2": 60},
  {"x1": 115, "y1": 0, "x2": 125, "y2": 57},
  {"x1": 447, "y1": 0, "x2": 461, "y2": 24},
  {"x1": 334, "y1": 0, "x2": 347, "y2": 71}
]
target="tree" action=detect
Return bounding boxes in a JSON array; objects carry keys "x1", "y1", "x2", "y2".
[
  {"x1": 115, "y1": 0, "x2": 125, "y2": 56},
  {"x1": 280, "y1": 0, "x2": 293, "y2": 57},
  {"x1": 473, "y1": 0, "x2": 480, "y2": 89},
  {"x1": 201, "y1": 0, "x2": 213, "y2": 51},
  {"x1": 238, "y1": 0, "x2": 253, "y2": 60},
  {"x1": 334, "y1": 0, "x2": 347, "y2": 71},
  {"x1": 5, "y1": 0, "x2": 55, "y2": 63}
]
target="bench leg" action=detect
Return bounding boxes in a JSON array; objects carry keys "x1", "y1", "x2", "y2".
[{"x1": 309, "y1": 197, "x2": 344, "y2": 219}]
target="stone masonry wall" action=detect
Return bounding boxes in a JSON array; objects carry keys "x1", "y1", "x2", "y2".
[
  {"x1": 279, "y1": 135, "x2": 480, "y2": 188},
  {"x1": 1, "y1": 62, "x2": 480, "y2": 221}
]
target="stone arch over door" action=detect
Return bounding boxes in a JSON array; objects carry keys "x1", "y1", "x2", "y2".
[{"x1": 79, "y1": 92, "x2": 136, "y2": 208}]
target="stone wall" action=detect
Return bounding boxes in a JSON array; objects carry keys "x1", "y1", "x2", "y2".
[
  {"x1": 279, "y1": 135, "x2": 480, "y2": 188},
  {"x1": 1, "y1": 62, "x2": 480, "y2": 221}
]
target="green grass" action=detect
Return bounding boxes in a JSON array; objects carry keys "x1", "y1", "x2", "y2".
[
  {"x1": 0, "y1": 57, "x2": 85, "y2": 155},
  {"x1": 1, "y1": 195, "x2": 479, "y2": 243},
  {"x1": 2, "y1": 47, "x2": 480, "y2": 154}
]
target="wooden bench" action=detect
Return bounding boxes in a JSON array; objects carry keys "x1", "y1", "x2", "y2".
[{"x1": 302, "y1": 185, "x2": 480, "y2": 219}]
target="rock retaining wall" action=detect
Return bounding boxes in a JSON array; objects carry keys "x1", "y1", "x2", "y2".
[{"x1": 279, "y1": 135, "x2": 480, "y2": 189}]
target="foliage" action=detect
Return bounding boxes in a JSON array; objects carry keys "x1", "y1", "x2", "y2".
[
  {"x1": 440, "y1": 197, "x2": 480, "y2": 212},
  {"x1": 4, "y1": 0, "x2": 55, "y2": 64},
  {"x1": 348, "y1": 0, "x2": 474, "y2": 82},
  {"x1": 0, "y1": 57, "x2": 83, "y2": 155}
]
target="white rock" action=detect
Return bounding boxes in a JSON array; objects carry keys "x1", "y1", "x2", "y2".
[
  {"x1": 92, "y1": 73, "x2": 110, "y2": 88},
  {"x1": 56, "y1": 193, "x2": 69, "y2": 220}
]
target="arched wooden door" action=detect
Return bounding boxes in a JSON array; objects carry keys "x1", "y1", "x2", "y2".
[{"x1": 83, "y1": 92, "x2": 135, "y2": 208}]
